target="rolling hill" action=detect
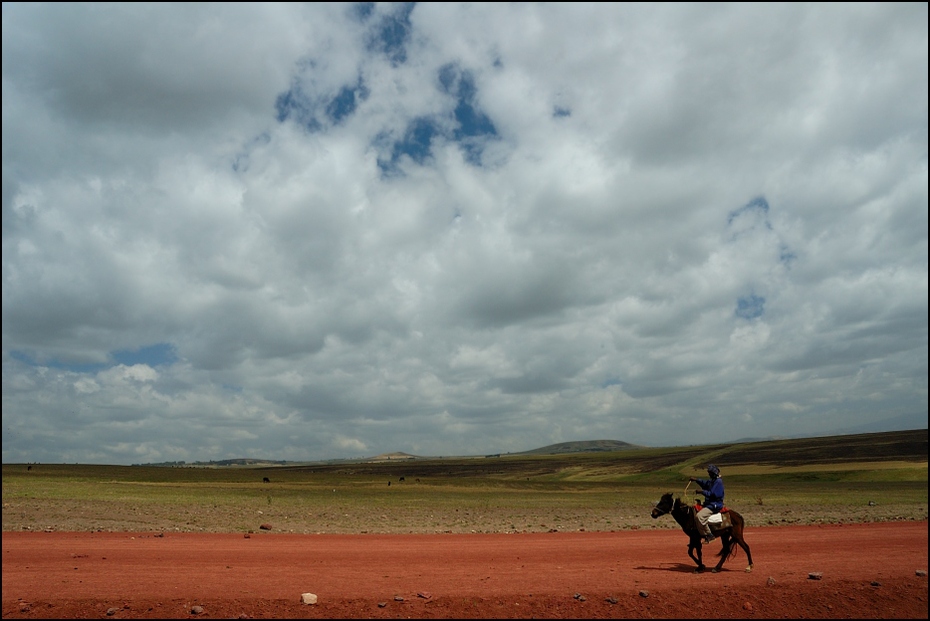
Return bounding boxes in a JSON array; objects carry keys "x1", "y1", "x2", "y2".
[{"x1": 512, "y1": 439, "x2": 641, "y2": 455}]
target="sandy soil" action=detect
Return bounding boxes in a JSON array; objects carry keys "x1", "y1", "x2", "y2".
[{"x1": 2, "y1": 522, "x2": 927, "y2": 619}]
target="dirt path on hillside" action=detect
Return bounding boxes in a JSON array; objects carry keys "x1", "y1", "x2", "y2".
[{"x1": 3, "y1": 522, "x2": 927, "y2": 619}]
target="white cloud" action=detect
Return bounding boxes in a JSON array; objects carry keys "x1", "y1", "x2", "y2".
[{"x1": 2, "y1": 3, "x2": 926, "y2": 464}]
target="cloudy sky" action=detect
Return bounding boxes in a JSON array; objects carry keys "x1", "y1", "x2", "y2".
[{"x1": 3, "y1": 3, "x2": 927, "y2": 465}]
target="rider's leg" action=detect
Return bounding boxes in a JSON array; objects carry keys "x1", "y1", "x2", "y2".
[{"x1": 696, "y1": 507, "x2": 715, "y2": 542}]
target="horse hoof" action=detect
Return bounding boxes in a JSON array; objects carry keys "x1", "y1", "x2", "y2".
[
  {"x1": 745, "y1": 565, "x2": 753, "y2": 573},
  {"x1": 711, "y1": 568, "x2": 719, "y2": 573}
]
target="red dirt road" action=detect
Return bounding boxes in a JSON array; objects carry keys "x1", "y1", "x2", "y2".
[{"x1": 3, "y1": 522, "x2": 927, "y2": 619}]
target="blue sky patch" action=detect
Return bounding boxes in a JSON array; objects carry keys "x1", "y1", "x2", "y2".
[
  {"x1": 400, "y1": 117, "x2": 439, "y2": 162},
  {"x1": 735, "y1": 294, "x2": 765, "y2": 320},
  {"x1": 274, "y1": 83, "x2": 322, "y2": 131},
  {"x1": 352, "y1": 2, "x2": 375, "y2": 21},
  {"x1": 325, "y1": 79, "x2": 369, "y2": 125},
  {"x1": 438, "y1": 63, "x2": 459, "y2": 94},
  {"x1": 368, "y1": 2, "x2": 415, "y2": 65},
  {"x1": 728, "y1": 196, "x2": 770, "y2": 227},
  {"x1": 553, "y1": 106, "x2": 571, "y2": 118},
  {"x1": 454, "y1": 99, "x2": 496, "y2": 140},
  {"x1": 10, "y1": 350, "x2": 107, "y2": 374},
  {"x1": 379, "y1": 117, "x2": 442, "y2": 174},
  {"x1": 11, "y1": 343, "x2": 179, "y2": 373},
  {"x1": 438, "y1": 64, "x2": 497, "y2": 139},
  {"x1": 276, "y1": 77, "x2": 368, "y2": 131},
  {"x1": 112, "y1": 342, "x2": 178, "y2": 367},
  {"x1": 435, "y1": 63, "x2": 499, "y2": 164}
]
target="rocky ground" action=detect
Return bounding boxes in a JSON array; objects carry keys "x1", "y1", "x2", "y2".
[{"x1": 3, "y1": 495, "x2": 926, "y2": 534}]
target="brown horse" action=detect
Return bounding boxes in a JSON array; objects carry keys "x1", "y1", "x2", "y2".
[{"x1": 650, "y1": 491, "x2": 754, "y2": 573}]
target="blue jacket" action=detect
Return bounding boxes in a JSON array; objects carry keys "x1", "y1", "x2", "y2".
[{"x1": 696, "y1": 476, "x2": 724, "y2": 512}]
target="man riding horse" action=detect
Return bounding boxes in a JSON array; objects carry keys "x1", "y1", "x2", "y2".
[{"x1": 691, "y1": 464, "x2": 724, "y2": 544}]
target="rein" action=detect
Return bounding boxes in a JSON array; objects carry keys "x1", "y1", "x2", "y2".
[{"x1": 682, "y1": 480, "x2": 697, "y2": 514}]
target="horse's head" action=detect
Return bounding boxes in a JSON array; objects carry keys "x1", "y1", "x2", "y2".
[{"x1": 651, "y1": 492, "x2": 675, "y2": 518}]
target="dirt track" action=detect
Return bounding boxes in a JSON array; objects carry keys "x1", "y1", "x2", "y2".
[{"x1": 2, "y1": 522, "x2": 927, "y2": 619}]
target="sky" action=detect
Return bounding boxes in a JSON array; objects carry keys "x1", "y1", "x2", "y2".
[{"x1": 2, "y1": 3, "x2": 927, "y2": 465}]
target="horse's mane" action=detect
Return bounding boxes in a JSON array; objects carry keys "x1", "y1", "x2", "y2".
[{"x1": 672, "y1": 496, "x2": 703, "y2": 537}]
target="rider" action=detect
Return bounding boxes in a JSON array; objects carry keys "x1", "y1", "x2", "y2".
[{"x1": 690, "y1": 464, "x2": 724, "y2": 544}]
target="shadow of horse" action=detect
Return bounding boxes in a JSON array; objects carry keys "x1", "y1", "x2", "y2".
[{"x1": 634, "y1": 563, "x2": 703, "y2": 573}]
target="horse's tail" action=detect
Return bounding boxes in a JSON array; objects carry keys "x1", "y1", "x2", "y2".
[
  {"x1": 717, "y1": 536, "x2": 739, "y2": 561},
  {"x1": 717, "y1": 511, "x2": 745, "y2": 561}
]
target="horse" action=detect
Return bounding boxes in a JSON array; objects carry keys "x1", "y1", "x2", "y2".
[{"x1": 650, "y1": 491, "x2": 754, "y2": 573}]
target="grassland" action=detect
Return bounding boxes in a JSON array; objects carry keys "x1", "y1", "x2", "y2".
[{"x1": 2, "y1": 429, "x2": 926, "y2": 535}]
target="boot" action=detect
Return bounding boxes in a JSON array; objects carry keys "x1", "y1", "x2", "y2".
[{"x1": 704, "y1": 533, "x2": 715, "y2": 544}]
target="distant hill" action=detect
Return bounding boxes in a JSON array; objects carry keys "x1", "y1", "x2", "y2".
[
  {"x1": 367, "y1": 452, "x2": 420, "y2": 462},
  {"x1": 136, "y1": 458, "x2": 289, "y2": 467},
  {"x1": 130, "y1": 429, "x2": 925, "y2": 471},
  {"x1": 514, "y1": 439, "x2": 641, "y2": 455},
  {"x1": 138, "y1": 428, "x2": 927, "y2": 468}
]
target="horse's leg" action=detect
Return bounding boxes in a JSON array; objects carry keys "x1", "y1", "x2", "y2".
[
  {"x1": 712, "y1": 533, "x2": 730, "y2": 573},
  {"x1": 739, "y1": 537, "x2": 753, "y2": 572},
  {"x1": 688, "y1": 539, "x2": 705, "y2": 573},
  {"x1": 687, "y1": 544, "x2": 699, "y2": 568},
  {"x1": 732, "y1": 520, "x2": 754, "y2": 572},
  {"x1": 736, "y1": 532, "x2": 753, "y2": 572}
]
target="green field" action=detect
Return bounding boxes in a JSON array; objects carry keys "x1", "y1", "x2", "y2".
[{"x1": 3, "y1": 429, "x2": 926, "y2": 534}]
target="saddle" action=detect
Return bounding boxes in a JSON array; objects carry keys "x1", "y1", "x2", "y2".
[{"x1": 694, "y1": 503, "x2": 732, "y2": 530}]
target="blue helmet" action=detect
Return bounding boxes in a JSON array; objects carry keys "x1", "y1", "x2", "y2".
[{"x1": 707, "y1": 464, "x2": 720, "y2": 477}]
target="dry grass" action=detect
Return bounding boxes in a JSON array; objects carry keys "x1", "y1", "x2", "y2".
[{"x1": 3, "y1": 429, "x2": 926, "y2": 534}]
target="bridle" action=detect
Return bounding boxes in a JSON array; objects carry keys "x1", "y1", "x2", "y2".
[
  {"x1": 653, "y1": 490, "x2": 694, "y2": 519},
  {"x1": 652, "y1": 494, "x2": 674, "y2": 517}
]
